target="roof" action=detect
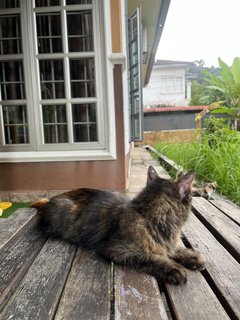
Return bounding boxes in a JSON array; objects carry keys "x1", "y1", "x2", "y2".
[
  {"x1": 128, "y1": 0, "x2": 171, "y2": 86},
  {"x1": 153, "y1": 59, "x2": 194, "y2": 69},
  {"x1": 144, "y1": 106, "x2": 209, "y2": 113}
]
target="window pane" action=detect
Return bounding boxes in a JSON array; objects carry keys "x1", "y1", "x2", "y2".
[
  {"x1": 0, "y1": 1, "x2": 19, "y2": 9},
  {"x1": 176, "y1": 77, "x2": 183, "y2": 91},
  {"x1": 70, "y1": 59, "x2": 95, "y2": 98},
  {"x1": 72, "y1": 103, "x2": 97, "y2": 142},
  {"x1": 67, "y1": 11, "x2": 93, "y2": 52},
  {"x1": 161, "y1": 78, "x2": 167, "y2": 92},
  {"x1": 39, "y1": 60, "x2": 65, "y2": 99},
  {"x1": 73, "y1": 124, "x2": 97, "y2": 142},
  {"x1": 36, "y1": 13, "x2": 62, "y2": 53},
  {"x1": 3, "y1": 105, "x2": 29, "y2": 144},
  {"x1": 35, "y1": 0, "x2": 60, "y2": 6},
  {"x1": 42, "y1": 105, "x2": 68, "y2": 143},
  {"x1": 0, "y1": 14, "x2": 22, "y2": 54},
  {"x1": 66, "y1": 0, "x2": 92, "y2": 4},
  {"x1": 168, "y1": 78, "x2": 174, "y2": 92},
  {"x1": 0, "y1": 61, "x2": 25, "y2": 100}
]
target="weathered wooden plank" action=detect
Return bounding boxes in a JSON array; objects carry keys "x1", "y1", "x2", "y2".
[
  {"x1": 182, "y1": 213, "x2": 240, "y2": 320},
  {"x1": 0, "y1": 208, "x2": 36, "y2": 250},
  {"x1": 0, "y1": 239, "x2": 76, "y2": 320},
  {"x1": 209, "y1": 193, "x2": 240, "y2": 225},
  {"x1": 165, "y1": 271, "x2": 230, "y2": 320},
  {"x1": 0, "y1": 216, "x2": 46, "y2": 311},
  {"x1": 114, "y1": 266, "x2": 168, "y2": 320},
  {"x1": 192, "y1": 197, "x2": 240, "y2": 261},
  {"x1": 54, "y1": 249, "x2": 111, "y2": 320}
]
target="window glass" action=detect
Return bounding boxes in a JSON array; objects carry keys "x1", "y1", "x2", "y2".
[
  {"x1": 66, "y1": 0, "x2": 92, "y2": 4},
  {"x1": 0, "y1": 1, "x2": 19, "y2": 9},
  {"x1": 0, "y1": 0, "x2": 105, "y2": 153},
  {"x1": 0, "y1": 15, "x2": 22, "y2": 54},
  {"x1": 39, "y1": 60, "x2": 65, "y2": 99},
  {"x1": 36, "y1": 13, "x2": 62, "y2": 53},
  {"x1": 72, "y1": 103, "x2": 97, "y2": 142},
  {"x1": 67, "y1": 11, "x2": 93, "y2": 52},
  {"x1": 159, "y1": 77, "x2": 184, "y2": 93},
  {"x1": 3, "y1": 105, "x2": 29, "y2": 144},
  {"x1": 70, "y1": 59, "x2": 95, "y2": 98},
  {"x1": 176, "y1": 77, "x2": 183, "y2": 91},
  {"x1": 42, "y1": 105, "x2": 68, "y2": 143},
  {"x1": 0, "y1": 61, "x2": 25, "y2": 100},
  {"x1": 35, "y1": 0, "x2": 60, "y2": 7}
]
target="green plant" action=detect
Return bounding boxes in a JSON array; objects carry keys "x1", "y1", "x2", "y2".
[
  {"x1": 155, "y1": 135, "x2": 240, "y2": 205},
  {"x1": 203, "y1": 57, "x2": 240, "y2": 130}
]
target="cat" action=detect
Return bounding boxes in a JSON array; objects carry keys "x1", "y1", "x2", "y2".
[
  {"x1": 176, "y1": 171, "x2": 217, "y2": 200},
  {"x1": 32, "y1": 166, "x2": 205, "y2": 285},
  {"x1": 192, "y1": 182, "x2": 217, "y2": 200}
]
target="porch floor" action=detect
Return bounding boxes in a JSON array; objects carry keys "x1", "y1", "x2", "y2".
[{"x1": 0, "y1": 146, "x2": 239, "y2": 319}]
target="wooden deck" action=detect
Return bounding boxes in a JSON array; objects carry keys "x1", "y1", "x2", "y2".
[{"x1": 0, "y1": 147, "x2": 239, "y2": 320}]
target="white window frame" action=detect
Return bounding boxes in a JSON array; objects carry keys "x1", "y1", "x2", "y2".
[
  {"x1": 159, "y1": 76, "x2": 184, "y2": 94},
  {"x1": 0, "y1": 0, "x2": 116, "y2": 163}
]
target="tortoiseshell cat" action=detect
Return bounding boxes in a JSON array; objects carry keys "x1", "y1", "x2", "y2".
[
  {"x1": 177, "y1": 171, "x2": 217, "y2": 200},
  {"x1": 32, "y1": 166, "x2": 205, "y2": 285},
  {"x1": 192, "y1": 182, "x2": 217, "y2": 199}
]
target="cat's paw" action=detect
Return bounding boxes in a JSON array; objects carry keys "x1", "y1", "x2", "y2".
[
  {"x1": 184, "y1": 253, "x2": 206, "y2": 271},
  {"x1": 172, "y1": 249, "x2": 206, "y2": 271},
  {"x1": 164, "y1": 266, "x2": 187, "y2": 285}
]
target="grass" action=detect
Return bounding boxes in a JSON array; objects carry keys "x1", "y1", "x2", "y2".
[
  {"x1": 155, "y1": 133, "x2": 240, "y2": 206},
  {"x1": 0, "y1": 203, "x2": 30, "y2": 219}
]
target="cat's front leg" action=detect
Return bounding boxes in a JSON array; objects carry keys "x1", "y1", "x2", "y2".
[
  {"x1": 163, "y1": 262, "x2": 187, "y2": 285},
  {"x1": 171, "y1": 248, "x2": 206, "y2": 271},
  {"x1": 103, "y1": 247, "x2": 188, "y2": 285}
]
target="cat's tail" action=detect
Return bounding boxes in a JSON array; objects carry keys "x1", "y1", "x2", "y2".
[{"x1": 31, "y1": 198, "x2": 49, "y2": 210}]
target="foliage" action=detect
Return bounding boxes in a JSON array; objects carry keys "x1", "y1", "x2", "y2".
[
  {"x1": 204, "y1": 116, "x2": 238, "y2": 141},
  {"x1": 188, "y1": 60, "x2": 222, "y2": 106},
  {"x1": 154, "y1": 129, "x2": 240, "y2": 205},
  {"x1": 189, "y1": 80, "x2": 205, "y2": 106},
  {"x1": 203, "y1": 57, "x2": 240, "y2": 130},
  {"x1": 187, "y1": 60, "x2": 220, "y2": 84}
]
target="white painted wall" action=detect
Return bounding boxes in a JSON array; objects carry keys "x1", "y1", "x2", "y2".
[{"x1": 143, "y1": 65, "x2": 191, "y2": 106}]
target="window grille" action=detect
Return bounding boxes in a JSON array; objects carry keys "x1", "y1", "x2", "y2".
[{"x1": 0, "y1": 0, "x2": 106, "y2": 154}]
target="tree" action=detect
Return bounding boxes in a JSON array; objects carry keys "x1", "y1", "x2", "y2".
[{"x1": 188, "y1": 60, "x2": 222, "y2": 106}]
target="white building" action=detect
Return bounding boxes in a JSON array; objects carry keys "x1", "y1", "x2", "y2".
[{"x1": 143, "y1": 60, "x2": 193, "y2": 107}]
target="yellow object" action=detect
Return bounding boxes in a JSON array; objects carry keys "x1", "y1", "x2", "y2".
[{"x1": 0, "y1": 202, "x2": 12, "y2": 216}]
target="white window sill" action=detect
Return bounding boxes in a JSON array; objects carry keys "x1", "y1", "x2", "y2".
[{"x1": 0, "y1": 149, "x2": 116, "y2": 163}]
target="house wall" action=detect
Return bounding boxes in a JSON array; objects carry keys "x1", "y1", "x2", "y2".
[
  {"x1": 0, "y1": 1, "x2": 131, "y2": 201},
  {"x1": 143, "y1": 67, "x2": 189, "y2": 106},
  {"x1": 0, "y1": 64, "x2": 129, "y2": 201}
]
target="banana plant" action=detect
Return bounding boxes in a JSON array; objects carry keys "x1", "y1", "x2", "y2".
[{"x1": 202, "y1": 57, "x2": 240, "y2": 130}]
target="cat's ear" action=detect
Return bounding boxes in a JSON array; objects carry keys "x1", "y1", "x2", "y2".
[
  {"x1": 177, "y1": 171, "x2": 195, "y2": 200},
  {"x1": 147, "y1": 166, "x2": 159, "y2": 184}
]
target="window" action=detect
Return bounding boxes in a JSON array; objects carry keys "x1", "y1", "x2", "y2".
[
  {"x1": 159, "y1": 76, "x2": 184, "y2": 93},
  {"x1": 0, "y1": 0, "x2": 114, "y2": 161},
  {"x1": 128, "y1": 7, "x2": 143, "y2": 142}
]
